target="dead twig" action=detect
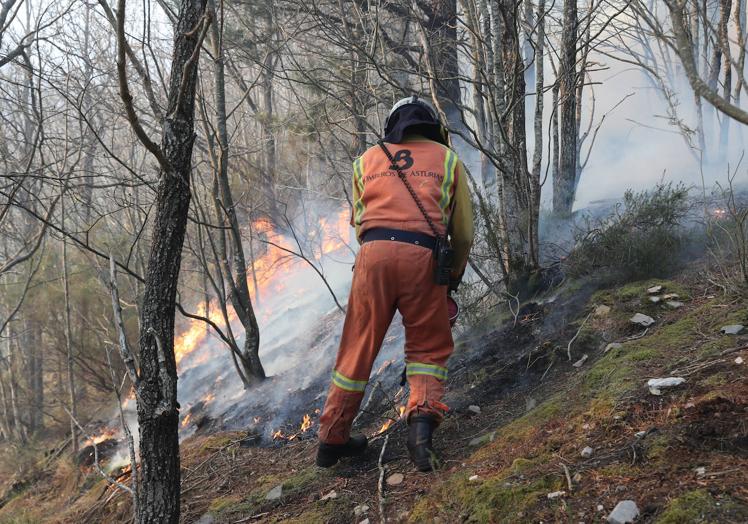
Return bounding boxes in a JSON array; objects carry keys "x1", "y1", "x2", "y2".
[
  {"x1": 353, "y1": 381, "x2": 381, "y2": 428},
  {"x1": 104, "y1": 344, "x2": 138, "y2": 517},
  {"x1": 109, "y1": 254, "x2": 140, "y2": 393},
  {"x1": 721, "y1": 345, "x2": 748, "y2": 356},
  {"x1": 63, "y1": 407, "x2": 133, "y2": 496},
  {"x1": 567, "y1": 312, "x2": 592, "y2": 361},
  {"x1": 234, "y1": 512, "x2": 270, "y2": 523},
  {"x1": 624, "y1": 327, "x2": 649, "y2": 341},
  {"x1": 377, "y1": 434, "x2": 390, "y2": 523},
  {"x1": 561, "y1": 463, "x2": 573, "y2": 492},
  {"x1": 540, "y1": 355, "x2": 555, "y2": 382}
]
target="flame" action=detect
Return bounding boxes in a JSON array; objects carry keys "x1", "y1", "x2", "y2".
[
  {"x1": 272, "y1": 412, "x2": 320, "y2": 441},
  {"x1": 84, "y1": 427, "x2": 117, "y2": 447},
  {"x1": 378, "y1": 419, "x2": 394, "y2": 433},
  {"x1": 300, "y1": 413, "x2": 313, "y2": 432},
  {"x1": 375, "y1": 405, "x2": 406, "y2": 435},
  {"x1": 181, "y1": 413, "x2": 192, "y2": 428},
  {"x1": 202, "y1": 393, "x2": 215, "y2": 404},
  {"x1": 173, "y1": 209, "x2": 350, "y2": 369}
]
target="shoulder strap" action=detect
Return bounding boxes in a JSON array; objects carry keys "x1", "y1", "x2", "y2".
[{"x1": 377, "y1": 140, "x2": 446, "y2": 240}]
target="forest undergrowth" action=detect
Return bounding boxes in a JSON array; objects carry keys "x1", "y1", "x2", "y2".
[{"x1": 1, "y1": 245, "x2": 746, "y2": 523}]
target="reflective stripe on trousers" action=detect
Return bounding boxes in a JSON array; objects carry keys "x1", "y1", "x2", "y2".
[{"x1": 318, "y1": 241, "x2": 453, "y2": 445}]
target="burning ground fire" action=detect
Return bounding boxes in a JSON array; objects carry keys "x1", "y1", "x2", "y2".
[
  {"x1": 83, "y1": 427, "x2": 118, "y2": 447},
  {"x1": 272, "y1": 409, "x2": 320, "y2": 441},
  {"x1": 376, "y1": 405, "x2": 406, "y2": 434},
  {"x1": 88, "y1": 210, "x2": 352, "y2": 450},
  {"x1": 174, "y1": 209, "x2": 350, "y2": 433},
  {"x1": 174, "y1": 209, "x2": 350, "y2": 369}
]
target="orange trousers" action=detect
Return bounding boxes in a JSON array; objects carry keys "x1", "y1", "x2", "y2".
[{"x1": 318, "y1": 240, "x2": 454, "y2": 445}]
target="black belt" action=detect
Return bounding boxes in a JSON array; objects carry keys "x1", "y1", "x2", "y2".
[{"x1": 361, "y1": 228, "x2": 436, "y2": 250}]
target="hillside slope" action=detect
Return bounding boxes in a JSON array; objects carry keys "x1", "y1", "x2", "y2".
[{"x1": 1, "y1": 264, "x2": 746, "y2": 523}]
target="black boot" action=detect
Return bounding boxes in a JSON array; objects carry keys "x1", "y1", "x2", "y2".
[
  {"x1": 407, "y1": 415, "x2": 439, "y2": 472},
  {"x1": 316, "y1": 435, "x2": 368, "y2": 467}
]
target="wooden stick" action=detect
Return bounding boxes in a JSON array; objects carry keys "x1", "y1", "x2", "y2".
[
  {"x1": 377, "y1": 434, "x2": 390, "y2": 523},
  {"x1": 568, "y1": 312, "x2": 592, "y2": 361},
  {"x1": 561, "y1": 463, "x2": 573, "y2": 492}
]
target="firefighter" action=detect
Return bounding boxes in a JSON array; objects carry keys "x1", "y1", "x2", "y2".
[{"x1": 316, "y1": 96, "x2": 474, "y2": 472}]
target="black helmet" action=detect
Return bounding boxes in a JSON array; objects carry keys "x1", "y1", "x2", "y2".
[{"x1": 383, "y1": 95, "x2": 448, "y2": 145}]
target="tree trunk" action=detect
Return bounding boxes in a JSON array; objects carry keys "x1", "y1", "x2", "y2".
[
  {"x1": 462, "y1": 0, "x2": 493, "y2": 192},
  {"x1": 553, "y1": 0, "x2": 578, "y2": 218},
  {"x1": 8, "y1": 328, "x2": 26, "y2": 443},
  {"x1": 718, "y1": 0, "x2": 733, "y2": 153},
  {"x1": 62, "y1": 203, "x2": 78, "y2": 453},
  {"x1": 133, "y1": 0, "x2": 207, "y2": 521},
  {"x1": 207, "y1": 0, "x2": 265, "y2": 385},
  {"x1": 523, "y1": 0, "x2": 536, "y2": 86},
  {"x1": 734, "y1": 0, "x2": 746, "y2": 145},
  {"x1": 496, "y1": 0, "x2": 536, "y2": 289},
  {"x1": 24, "y1": 317, "x2": 42, "y2": 434},
  {"x1": 0, "y1": 371, "x2": 10, "y2": 440},
  {"x1": 529, "y1": 0, "x2": 545, "y2": 268},
  {"x1": 427, "y1": 0, "x2": 463, "y2": 128},
  {"x1": 260, "y1": 8, "x2": 279, "y2": 222}
]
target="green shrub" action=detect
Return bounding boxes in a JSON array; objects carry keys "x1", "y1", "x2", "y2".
[{"x1": 567, "y1": 183, "x2": 690, "y2": 282}]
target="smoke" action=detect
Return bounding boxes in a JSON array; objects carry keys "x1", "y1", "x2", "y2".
[
  {"x1": 173, "y1": 200, "x2": 406, "y2": 441},
  {"x1": 454, "y1": 11, "x2": 748, "y2": 215}
]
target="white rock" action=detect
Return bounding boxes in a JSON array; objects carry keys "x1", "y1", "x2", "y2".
[
  {"x1": 597, "y1": 504, "x2": 605, "y2": 512},
  {"x1": 526, "y1": 398, "x2": 537, "y2": 411},
  {"x1": 573, "y1": 354, "x2": 589, "y2": 368},
  {"x1": 721, "y1": 324, "x2": 745, "y2": 335},
  {"x1": 647, "y1": 377, "x2": 685, "y2": 395},
  {"x1": 320, "y1": 490, "x2": 337, "y2": 502},
  {"x1": 547, "y1": 490, "x2": 566, "y2": 499},
  {"x1": 604, "y1": 342, "x2": 623, "y2": 353},
  {"x1": 648, "y1": 296, "x2": 662, "y2": 303},
  {"x1": 595, "y1": 305, "x2": 611, "y2": 316},
  {"x1": 662, "y1": 293, "x2": 680, "y2": 300},
  {"x1": 386, "y1": 473, "x2": 404, "y2": 486},
  {"x1": 581, "y1": 446, "x2": 594, "y2": 458},
  {"x1": 647, "y1": 285, "x2": 663, "y2": 294},
  {"x1": 694, "y1": 466, "x2": 706, "y2": 477},
  {"x1": 630, "y1": 313, "x2": 655, "y2": 327},
  {"x1": 469, "y1": 431, "x2": 496, "y2": 446},
  {"x1": 354, "y1": 504, "x2": 370, "y2": 517},
  {"x1": 265, "y1": 484, "x2": 283, "y2": 501},
  {"x1": 468, "y1": 475, "x2": 480, "y2": 482},
  {"x1": 467, "y1": 405, "x2": 481, "y2": 415},
  {"x1": 607, "y1": 500, "x2": 640, "y2": 523},
  {"x1": 582, "y1": 423, "x2": 591, "y2": 430},
  {"x1": 635, "y1": 431, "x2": 646, "y2": 438},
  {"x1": 665, "y1": 301, "x2": 684, "y2": 309},
  {"x1": 359, "y1": 519, "x2": 370, "y2": 524},
  {"x1": 736, "y1": 357, "x2": 744, "y2": 364}
]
